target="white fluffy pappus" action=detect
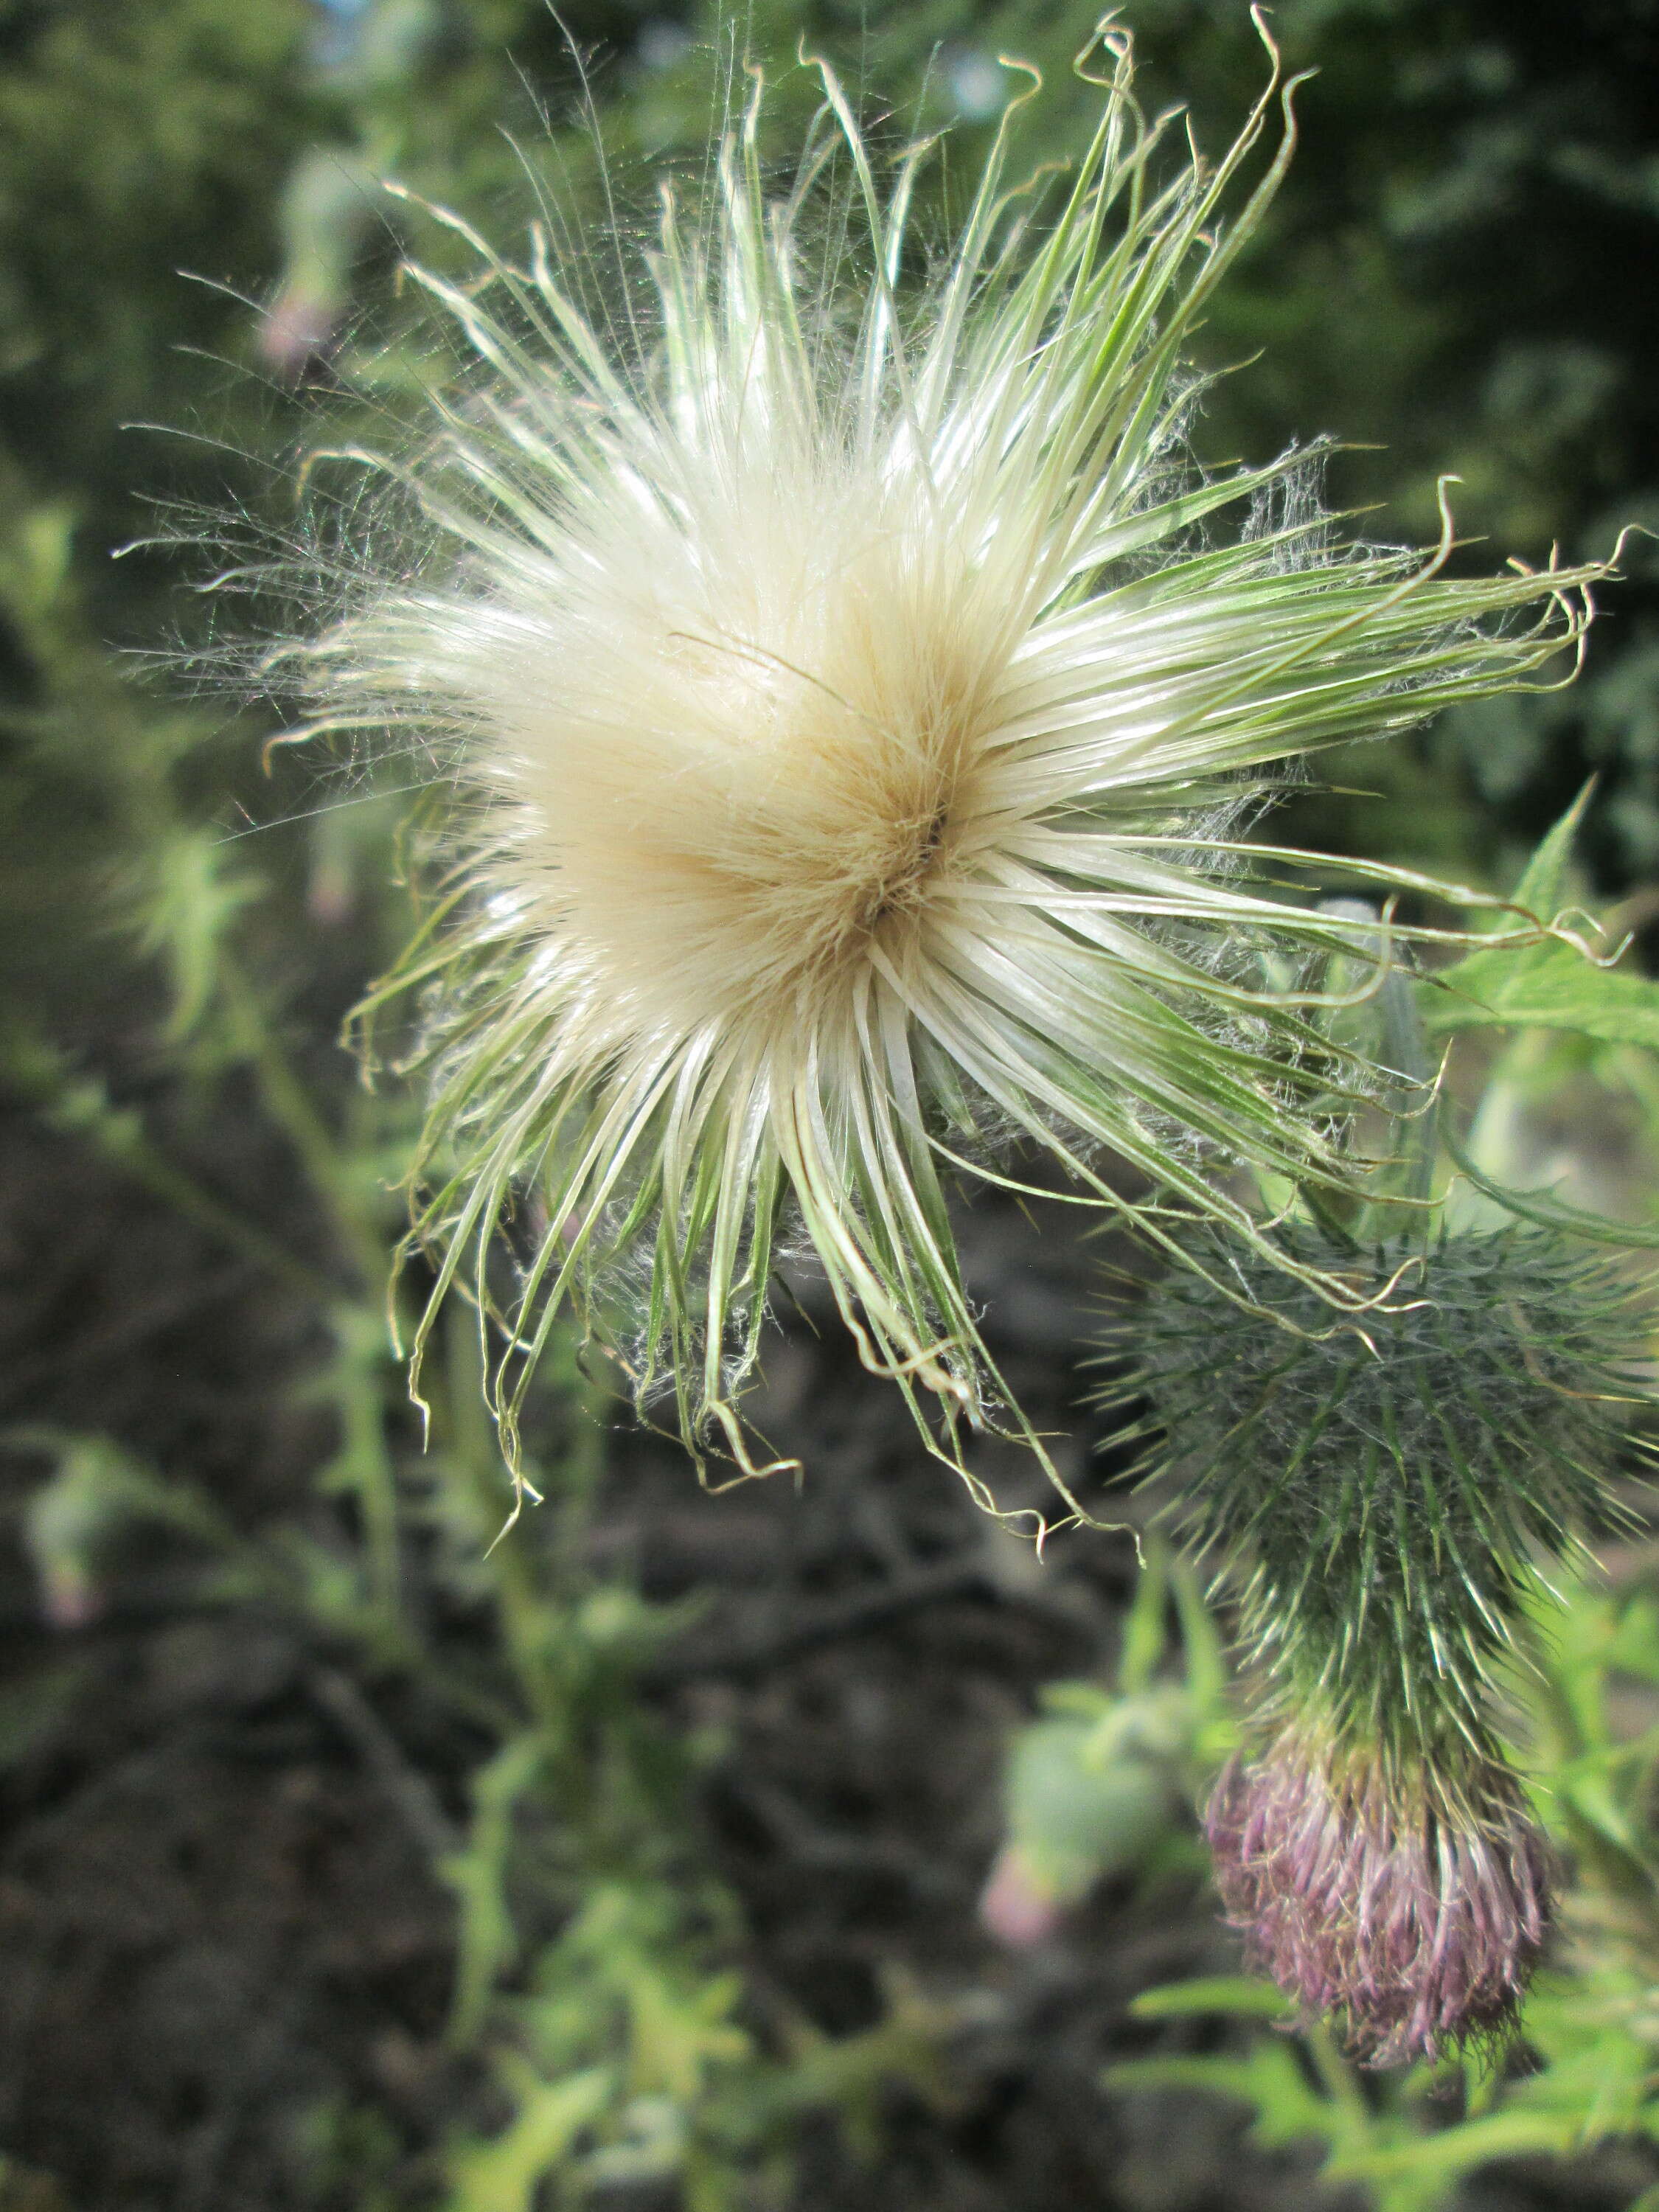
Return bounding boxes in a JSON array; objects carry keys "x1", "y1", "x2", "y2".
[{"x1": 264, "y1": 15, "x2": 1615, "y2": 1521}]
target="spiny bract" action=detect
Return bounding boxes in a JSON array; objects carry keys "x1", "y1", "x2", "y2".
[
  {"x1": 1124, "y1": 1222, "x2": 1641, "y2": 1765},
  {"x1": 267, "y1": 19, "x2": 1610, "y2": 1511}
]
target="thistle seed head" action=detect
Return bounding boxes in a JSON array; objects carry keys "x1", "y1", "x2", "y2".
[
  {"x1": 454, "y1": 463, "x2": 1012, "y2": 1041},
  {"x1": 253, "y1": 24, "x2": 1615, "y2": 1502},
  {"x1": 1206, "y1": 1739, "x2": 1553, "y2": 2066}
]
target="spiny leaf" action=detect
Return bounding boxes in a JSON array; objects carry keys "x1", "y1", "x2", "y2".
[
  {"x1": 1514, "y1": 779, "x2": 1596, "y2": 919},
  {"x1": 1423, "y1": 940, "x2": 1659, "y2": 1051},
  {"x1": 1421, "y1": 785, "x2": 1659, "y2": 1051}
]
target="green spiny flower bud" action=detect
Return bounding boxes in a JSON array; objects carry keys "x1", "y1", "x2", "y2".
[{"x1": 1113, "y1": 1222, "x2": 1649, "y2": 2061}]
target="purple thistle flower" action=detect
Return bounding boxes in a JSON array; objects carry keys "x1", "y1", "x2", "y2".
[{"x1": 1205, "y1": 1739, "x2": 1554, "y2": 2067}]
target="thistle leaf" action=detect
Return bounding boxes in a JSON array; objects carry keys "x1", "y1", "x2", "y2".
[{"x1": 1420, "y1": 786, "x2": 1659, "y2": 1051}]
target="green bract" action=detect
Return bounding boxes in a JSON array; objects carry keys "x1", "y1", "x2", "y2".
[
  {"x1": 1122, "y1": 1223, "x2": 1644, "y2": 1780},
  {"x1": 270, "y1": 18, "x2": 1614, "y2": 1512}
]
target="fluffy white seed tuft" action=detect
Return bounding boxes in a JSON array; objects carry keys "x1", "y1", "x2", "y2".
[
  {"x1": 461, "y1": 448, "x2": 1009, "y2": 1043},
  {"x1": 259, "y1": 16, "x2": 1617, "y2": 1516}
]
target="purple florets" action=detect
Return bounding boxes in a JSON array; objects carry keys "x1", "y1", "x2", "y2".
[{"x1": 1205, "y1": 1741, "x2": 1554, "y2": 2066}]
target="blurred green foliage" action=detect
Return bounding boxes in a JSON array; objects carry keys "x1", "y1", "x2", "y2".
[
  {"x1": 0, "y1": 435, "x2": 945, "y2": 2202},
  {"x1": 2, "y1": 1, "x2": 1658, "y2": 2208}
]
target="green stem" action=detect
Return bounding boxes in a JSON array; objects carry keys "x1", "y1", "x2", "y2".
[
  {"x1": 328, "y1": 1298, "x2": 406, "y2": 1636},
  {"x1": 12, "y1": 1025, "x2": 332, "y2": 1301},
  {"x1": 1304, "y1": 2020, "x2": 1369, "y2": 2118},
  {"x1": 101, "y1": 1121, "x2": 330, "y2": 1301},
  {"x1": 217, "y1": 951, "x2": 386, "y2": 1287},
  {"x1": 1369, "y1": 959, "x2": 1440, "y2": 1218},
  {"x1": 215, "y1": 956, "x2": 409, "y2": 1634}
]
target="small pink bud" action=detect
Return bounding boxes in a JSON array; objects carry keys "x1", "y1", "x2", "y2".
[
  {"x1": 257, "y1": 287, "x2": 341, "y2": 382},
  {"x1": 979, "y1": 1846, "x2": 1063, "y2": 1949},
  {"x1": 38, "y1": 1560, "x2": 105, "y2": 1632}
]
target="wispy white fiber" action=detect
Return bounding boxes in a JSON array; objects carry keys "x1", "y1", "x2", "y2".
[{"x1": 265, "y1": 15, "x2": 1614, "y2": 1520}]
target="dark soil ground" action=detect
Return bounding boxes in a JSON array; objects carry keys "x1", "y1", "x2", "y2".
[{"x1": 1, "y1": 1096, "x2": 1651, "y2": 2212}]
